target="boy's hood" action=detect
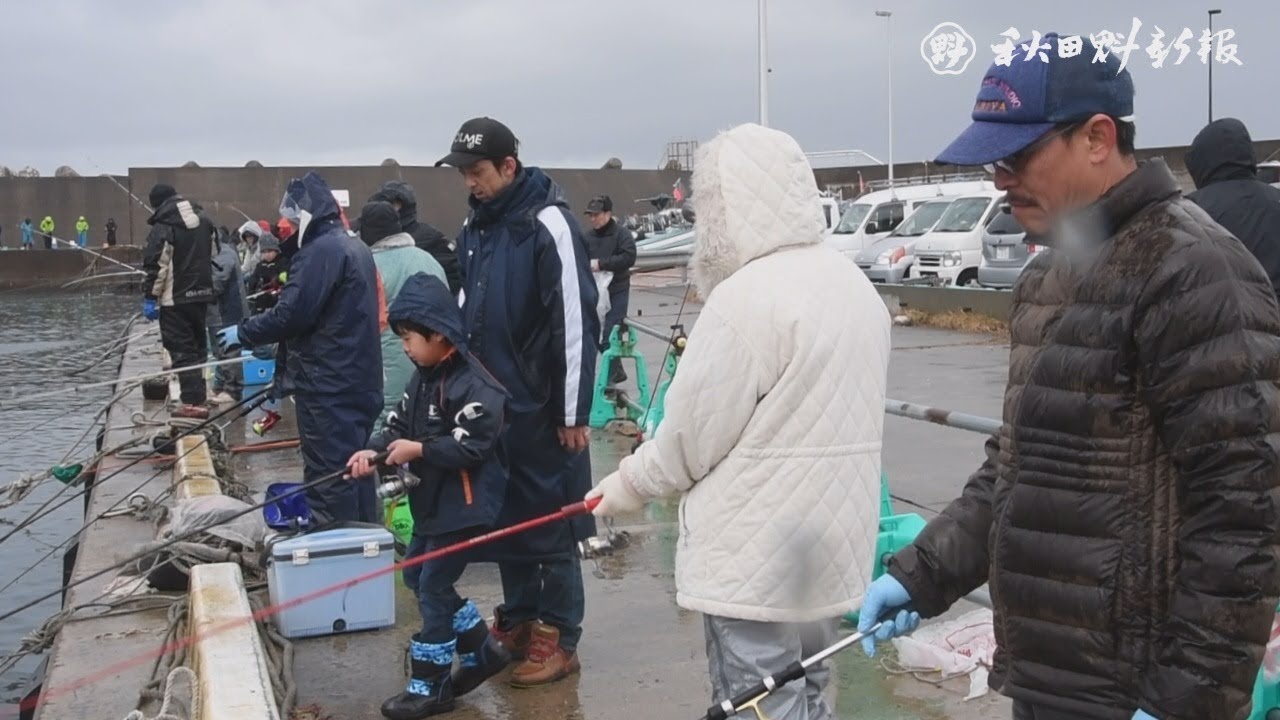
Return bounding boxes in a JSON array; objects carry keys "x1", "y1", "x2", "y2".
[{"x1": 388, "y1": 272, "x2": 468, "y2": 351}]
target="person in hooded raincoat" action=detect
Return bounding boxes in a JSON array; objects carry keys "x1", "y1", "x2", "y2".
[
  {"x1": 369, "y1": 180, "x2": 462, "y2": 294},
  {"x1": 20, "y1": 218, "x2": 34, "y2": 249},
  {"x1": 356, "y1": 200, "x2": 448, "y2": 434},
  {"x1": 436, "y1": 117, "x2": 599, "y2": 689},
  {"x1": 75, "y1": 216, "x2": 89, "y2": 247},
  {"x1": 236, "y1": 220, "x2": 263, "y2": 279},
  {"x1": 40, "y1": 216, "x2": 54, "y2": 249},
  {"x1": 1186, "y1": 117, "x2": 1280, "y2": 301},
  {"x1": 105, "y1": 217, "x2": 118, "y2": 247},
  {"x1": 218, "y1": 172, "x2": 384, "y2": 525}
]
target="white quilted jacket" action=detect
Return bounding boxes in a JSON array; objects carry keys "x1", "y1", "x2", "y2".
[{"x1": 619, "y1": 124, "x2": 891, "y2": 623}]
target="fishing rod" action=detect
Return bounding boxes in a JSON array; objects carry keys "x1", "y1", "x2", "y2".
[
  {"x1": 0, "y1": 354, "x2": 255, "y2": 409},
  {"x1": 699, "y1": 608, "x2": 908, "y2": 720},
  {"x1": 48, "y1": 234, "x2": 144, "y2": 276},
  {"x1": 0, "y1": 388, "x2": 271, "y2": 547},
  {"x1": 17, "y1": 491, "x2": 602, "y2": 712}
]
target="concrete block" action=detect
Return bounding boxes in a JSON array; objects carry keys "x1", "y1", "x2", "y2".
[
  {"x1": 173, "y1": 435, "x2": 220, "y2": 499},
  {"x1": 188, "y1": 563, "x2": 281, "y2": 720}
]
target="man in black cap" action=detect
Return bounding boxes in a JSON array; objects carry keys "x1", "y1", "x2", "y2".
[
  {"x1": 436, "y1": 117, "x2": 599, "y2": 691},
  {"x1": 857, "y1": 32, "x2": 1280, "y2": 720},
  {"x1": 141, "y1": 183, "x2": 218, "y2": 418},
  {"x1": 583, "y1": 195, "x2": 636, "y2": 384}
]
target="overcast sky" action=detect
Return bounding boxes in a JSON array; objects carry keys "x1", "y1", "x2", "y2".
[{"x1": 2, "y1": 0, "x2": 1275, "y2": 175}]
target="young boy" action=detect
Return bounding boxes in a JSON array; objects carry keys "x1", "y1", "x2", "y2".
[
  {"x1": 248, "y1": 233, "x2": 290, "y2": 313},
  {"x1": 346, "y1": 272, "x2": 512, "y2": 719}
]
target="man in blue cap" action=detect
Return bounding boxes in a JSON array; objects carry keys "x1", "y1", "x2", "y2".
[{"x1": 858, "y1": 33, "x2": 1280, "y2": 720}]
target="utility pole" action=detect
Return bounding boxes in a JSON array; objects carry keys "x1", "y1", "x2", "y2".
[
  {"x1": 1208, "y1": 9, "x2": 1221, "y2": 123},
  {"x1": 876, "y1": 10, "x2": 894, "y2": 187},
  {"x1": 758, "y1": 0, "x2": 770, "y2": 126}
]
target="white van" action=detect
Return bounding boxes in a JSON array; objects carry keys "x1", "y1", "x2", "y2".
[
  {"x1": 825, "y1": 178, "x2": 996, "y2": 258},
  {"x1": 909, "y1": 190, "x2": 1007, "y2": 287}
]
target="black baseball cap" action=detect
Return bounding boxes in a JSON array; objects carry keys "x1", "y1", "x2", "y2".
[
  {"x1": 585, "y1": 195, "x2": 613, "y2": 214},
  {"x1": 435, "y1": 117, "x2": 519, "y2": 167}
]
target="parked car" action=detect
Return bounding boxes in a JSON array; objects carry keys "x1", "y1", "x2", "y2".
[
  {"x1": 910, "y1": 190, "x2": 1007, "y2": 286},
  {"x1": 977, "y1": 207, "x2": 1044, "y2": 289},
  {"x1": 825, "y1": 178, "x2": 995, "y2": 259},
  {"x1": 854, "y1": 198, "x2": 955, "y2": 283},
  {"x1": 1259, "y1": 160, "x2": 1280, "y2": 189}
]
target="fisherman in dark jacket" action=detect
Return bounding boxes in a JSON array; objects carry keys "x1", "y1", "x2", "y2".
[
  {"x1": 1186, "y1": 117, "x2": 1280, "y2": 301},
  {"x1": 349, "y1": 272, "x2": 512, "y2": 718},
  {"x1": 218, "y1": 172, "x2": 384, "y2": 525},
  {"x1": 859, "y1": 38, "x2": 1280, "y2": 720},
  {"x1": 437, "y1": 117, "x2": 599, "y2": 688},
  {"x1": 583, "y1": 195, "x2": 637, "y2": 384},
  {"x1": 142, "y1": 183, "x2": 218, "y2": 418},
  {"x1": 370, "y1": 180, "x2": 462, "y2": 294}
]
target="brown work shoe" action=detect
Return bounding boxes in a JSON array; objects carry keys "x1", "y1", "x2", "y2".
[
  {"x1": 490, "y1": 609, "x2": 534, "y2": 661},
  {"x1": 508, "y1": 623, "x2": 580, "y2": 688}
]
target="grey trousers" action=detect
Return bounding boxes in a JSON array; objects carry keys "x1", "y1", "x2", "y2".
[{"x1": 704, "y1": 615, "x2": 840, "y2": 720}]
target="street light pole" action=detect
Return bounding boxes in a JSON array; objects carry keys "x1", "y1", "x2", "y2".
[
  {"x1": 876, "y1": 10, "x2": 894, "y2": 187},
  {"x1": 1208, "y1": 9, "x2": 1221, "y2": 123},
  {"x1": 758, "y1": 0, "x2": 769, "y2": 127}
]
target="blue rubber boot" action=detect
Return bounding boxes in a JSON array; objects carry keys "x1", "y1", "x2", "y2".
[
  {"x1": 381, "y1": 636, "x2": 455, "y2": 719},
  {"x1": 451, "y1": 600, "x2": 511, "y2": 697}
]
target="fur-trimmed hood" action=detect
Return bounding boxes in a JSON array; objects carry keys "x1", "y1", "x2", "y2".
[{"x1": 690, "y1": 123, "x2": 824, "y2": 297}]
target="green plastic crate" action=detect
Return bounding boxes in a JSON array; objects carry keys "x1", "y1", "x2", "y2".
[
  {"x1": 845, "y1": 472, "x2": 927, "y2": 625},
  {"x1": 1250, "y1": 621, "x2": 1280, "y2": 720}
]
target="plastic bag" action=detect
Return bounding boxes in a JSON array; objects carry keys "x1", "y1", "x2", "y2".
[
  {"x1": 594, "y1": 271, "x2": 613, "y2": 328},
  {"x1": 891, "y1": 608, "x2": 996, "y2": 700},
  {"x1": 161, "y1": 494, "x2": 268, "y2": 549}
]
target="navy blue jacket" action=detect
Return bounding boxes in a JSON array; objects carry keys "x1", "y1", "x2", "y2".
[
  {"x1": 456, "y1": 167, "x2": 599, "y2": 426},
  {"x1": 369, "y1": 273, "x2": 509, "y2": 536},
  {"x1": 238, "y1": 172, "x2": 383, "y2": 397}
]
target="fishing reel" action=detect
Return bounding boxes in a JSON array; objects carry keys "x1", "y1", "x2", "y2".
[
  {"x1": 577, "y1": 519, "x2": 632, "y2": 579},
  {"x1": 376, "y1": 466, "x2": 421, "y2": 500}
]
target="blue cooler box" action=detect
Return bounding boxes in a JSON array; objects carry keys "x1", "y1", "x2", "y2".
[
  {"x1": 266, "y1": 527, "x2": 396, "y2": 639},
  {"x1": 242, "y1": 350, "x2": 275, "y2": 386}
]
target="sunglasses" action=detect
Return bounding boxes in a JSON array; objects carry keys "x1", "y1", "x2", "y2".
[{"x1": 984, "y1": 122, "x2": 1084, "y2": 175}]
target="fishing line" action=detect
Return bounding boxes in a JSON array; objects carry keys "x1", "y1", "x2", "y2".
[{"x1": 0, "y1": 355, "x2": 255, "y2": 409}]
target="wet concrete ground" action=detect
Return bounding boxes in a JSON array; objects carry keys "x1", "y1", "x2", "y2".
[
  {"x1": 248, "y1": 275, "x2": 1013, "y2": 720},
  {"x1": 33, "y1": 272, "x2": 1015, "y2": 720}
]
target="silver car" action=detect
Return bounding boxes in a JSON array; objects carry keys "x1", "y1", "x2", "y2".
[
  {"x1": 854, "y1": 199, "x2": 954, "y2": 283},
  {"x1": 977, "y1": 208, "x2": 1043, "y2": 288}
]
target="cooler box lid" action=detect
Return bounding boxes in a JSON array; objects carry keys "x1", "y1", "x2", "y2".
[{"x1": 270, "y1": 527, "x2": 395, "y2": 563}]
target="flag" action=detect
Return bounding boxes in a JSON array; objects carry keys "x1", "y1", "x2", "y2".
[{"x1": 672, "y1": 178, "x2": 685, "y2": 203}]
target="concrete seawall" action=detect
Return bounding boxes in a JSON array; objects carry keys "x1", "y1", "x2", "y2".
[{"x1": 0, "y1": 247, "x2": 143, "y2": 290}]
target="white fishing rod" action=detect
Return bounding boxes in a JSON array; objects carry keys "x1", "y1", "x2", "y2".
[
  {"x1": 48, "y1": 234, "x2": 144, "y2": 275},
  {"x1": 0, "y1": 354, "x2": 254, "y2": 409}
]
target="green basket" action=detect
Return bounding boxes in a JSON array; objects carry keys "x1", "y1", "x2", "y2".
[
  {"x1": 845, "y1": 472, "x2": 928, "y2": 625},
  {"x1": 1250, "y1": 623, "x2": 1280, "y2": 720}
]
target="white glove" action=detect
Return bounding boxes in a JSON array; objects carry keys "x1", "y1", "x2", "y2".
[{"x1": 584, "y1": 471, "x2": 646, "y2": 517}]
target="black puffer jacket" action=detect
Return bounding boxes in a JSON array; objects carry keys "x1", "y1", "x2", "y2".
[
  {"x1": 889, "y1": 160, "x2": 1280, "y2": 720},
  {"x1": 1187, "y1": 118, "x2": 1280, "y2": 301},
  {"x1": 370, "y1": 180, "x2": 461, "y2": 293}
]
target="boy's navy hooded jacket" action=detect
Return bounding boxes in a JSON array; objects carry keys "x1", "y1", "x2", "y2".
[
  {"x1": 238, "y1": 172, "x2": 382, "y2": 398},
  {"x1": 369, "y1": 272, "x2": 509, "y2": 536}
]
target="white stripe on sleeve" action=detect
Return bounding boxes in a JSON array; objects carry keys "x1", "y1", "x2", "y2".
[{"x1": 536, "y1": 207, "x2": 584, "y2": 425}]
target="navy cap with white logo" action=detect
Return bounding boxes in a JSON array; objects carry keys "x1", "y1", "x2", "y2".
[{"x1": 436, "y1": 117, "x2": 520, "y2": 167}]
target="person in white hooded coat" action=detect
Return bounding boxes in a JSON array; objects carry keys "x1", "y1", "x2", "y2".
[{"x1": 587, "y1": 123, "x2": 892, "y2": 719}]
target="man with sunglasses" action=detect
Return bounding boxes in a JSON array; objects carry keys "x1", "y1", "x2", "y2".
[{"x1": 859, "y1": 32, "x2": 1280, "y2": 720}]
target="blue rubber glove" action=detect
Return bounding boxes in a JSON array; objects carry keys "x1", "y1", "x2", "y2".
[
  {"x1": 216, "y1": 325, "x2": 242, "y2": 355},
  {"x1": 1133, "y1": 710, "x2": 1158, "y2": 720},
  {"x1": 142, "y1": 298, "x2": 159, "y2": 321},
  {"x1": 857, "y1": 574, "x2": 920, "y2": 657}
]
